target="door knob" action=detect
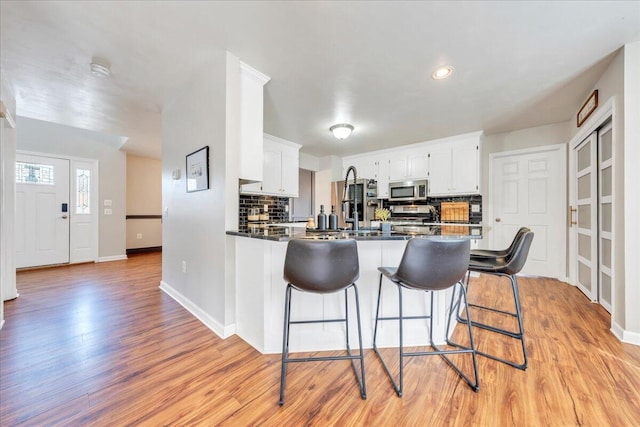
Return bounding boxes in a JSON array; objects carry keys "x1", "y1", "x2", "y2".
[
  {"x1": 61, "y1": 215, "x2": 68, "y2": 219},
  {"x1": 495, "y1": 218, "x2": 501, "y2": 222}
]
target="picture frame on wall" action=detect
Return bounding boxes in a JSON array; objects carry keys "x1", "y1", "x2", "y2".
[
  {"x1": 577, "y1": 89, "x2": 598, "y2": 127},
  {"x1": 186, "y1": 146, "x2": 209, "y2": 192}
]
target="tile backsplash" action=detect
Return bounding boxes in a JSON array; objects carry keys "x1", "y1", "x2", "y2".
[
  {"x1": 382, "y1": 194, "x2": 482, "y2": 224},
  {"x1": 429, "y1": 195, "x2": 483, "y2": 224},
  {"x1": 239, "y1": 195, "x2": 289, "y2": 227}
]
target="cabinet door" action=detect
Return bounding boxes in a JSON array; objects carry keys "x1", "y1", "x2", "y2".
[
  {"x1": 388, "y1": 155, "x2": 408, "y2": 181},
  {"x1": 261, "y1": 147, "x2": 282, "y2": 194},
  {"x1": 407, "y1": 152, "x2": 429, "y2": 179},
  {"x1": 281, "y1": 149, "x2": 299, "y2": 197},
  {"x1": 451, "y1": 142, "x2": 478, "y2": 194},
  {"x1": 427, "y1": 147, "x2": 452, "y2": 196},
  {"x1": 376, "y1": 157, "x2": 390, "y2": 198}
]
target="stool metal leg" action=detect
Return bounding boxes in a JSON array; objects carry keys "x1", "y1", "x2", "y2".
[
  {"x1": 440, "y1": 281, "x2": 480, "y2": 391},
  {"x1": 457, "y1": 272, "x2": 528, "y2": 370},
  {"x1": 279, "y1": 284, "x2": 293, "y2": 405},
  {"x1": 373, "y1": 273, "x2": 403, "y2": 396},
  {"x1": 375, "y1": 276, "x2": 480, "y2": 396},
  {"x1": 279, "y1": 283, "x2": 367, "y2": 405}
]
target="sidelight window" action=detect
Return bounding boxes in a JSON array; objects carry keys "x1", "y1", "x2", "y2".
[{"x1": 76, "y1": 169, "x2": 91, "y2": 214}]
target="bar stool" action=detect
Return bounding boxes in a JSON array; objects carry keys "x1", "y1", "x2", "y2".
[
  {"x1": 458, "y1": 230, "x2": 534, "y2": 370},
  {"x1": 279, "y1": 238, "x2": 366, "y2": 405},
  {"x1": 373, "y1": 237, "x2": 479, "y2": 397},
  {"x1": 470, "y1": 226, "x2": 530, "y2": 260}
]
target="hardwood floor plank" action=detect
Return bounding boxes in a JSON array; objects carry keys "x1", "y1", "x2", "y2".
[{"x1": 2, "y1": 253, "x2": 640, "y2": 425}]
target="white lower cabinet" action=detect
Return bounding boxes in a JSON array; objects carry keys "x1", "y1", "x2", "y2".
[{"x1": 241, "y1": 134, "x2": 301, "y2": 197}]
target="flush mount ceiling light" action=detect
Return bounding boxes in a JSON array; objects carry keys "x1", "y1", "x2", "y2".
[
  {"x1": 330, "y1": 123, "x2": 354, "y2": 140},
  {"x1": 432, "y1": 65, "x2": 454, "y2": 80},
  {"x1": 89, "y1": 58, "x2": 111, "y2": 78}
]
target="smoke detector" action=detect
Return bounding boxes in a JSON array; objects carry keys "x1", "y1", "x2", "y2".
[{"x1": 89, "y1": 58, "x2": 111, "y2": 78}]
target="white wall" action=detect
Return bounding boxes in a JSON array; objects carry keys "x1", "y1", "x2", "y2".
[
  {"x1": 16, "y1": 117, "x2": 127, "y2": 259},
  {"x1": 623, "y1": 41, "x2": 640, "y2": 340},
  {"x1": 1, "y1": 69, "x2": 17, "y2": 325},
  {"x1": 161, "y1": 50, "x2": 236, "y2": 337}
]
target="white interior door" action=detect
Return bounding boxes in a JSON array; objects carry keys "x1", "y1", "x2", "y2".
[
  {"x1": 489, "y1": 145, "x2": 566, "y2": 278},
  {"x1": 598, "y1": 123, "x2": 613, "y2": 312},
  {"x1": 574, "y1": 133, "x2": 598, "y2": 301},
  {"x1": 15, "y1": 154, "x2": 70, "y2": 268}
]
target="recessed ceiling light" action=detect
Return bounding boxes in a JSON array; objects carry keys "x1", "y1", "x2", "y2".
[
  {"x1": 432, "y1": 65, "x2": 454, "y2": 80},
  {"x1": 90, "y1": 58, "x2": 111, "y2": 78},
  {"x1": 330, "y1": 123, "x2": 354, "y2": 140}
]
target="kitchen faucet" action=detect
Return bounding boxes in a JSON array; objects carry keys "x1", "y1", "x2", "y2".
[{"x1": 342, "y1": 165, "x2": 359, "y2": 231}]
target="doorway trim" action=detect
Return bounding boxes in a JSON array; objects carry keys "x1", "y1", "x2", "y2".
[
  {"x1": 16, "y1": 150, "x2": 99, "y2": 265},
  {"x1": 568, "y1": 97, "x2": 615, "y2": 288},
  {"x1": 568, "y1": 96, "x2": 619, "y2": 337},
  {"x1": 488, "y1": 143, "x2": 567, "y2": 280}
]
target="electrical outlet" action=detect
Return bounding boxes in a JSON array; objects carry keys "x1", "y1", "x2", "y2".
[
  {"x1": 103, "y1": 199, "x2": 112, "y2": 206},
  {"x1": 136, "y1": 233, "x2": 142, "y2": 240},
  {"x1": 182, "y1": 261, "x2": 187, "y2": 273},
  {"x1": 471, "y1": 204, "x2": 480, "y2": 213},
  {"x1": 104, "y1": 208, "x2": 112, "y2": 215}
]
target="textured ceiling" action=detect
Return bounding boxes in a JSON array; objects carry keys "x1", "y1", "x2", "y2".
[{"x1": 1, "y1": 1, "x2": 639, "y2": 159}]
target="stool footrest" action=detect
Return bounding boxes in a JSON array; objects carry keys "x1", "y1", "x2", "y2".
[{"x1": 290, "y1": 318, "x2": 346, "y2": 325}]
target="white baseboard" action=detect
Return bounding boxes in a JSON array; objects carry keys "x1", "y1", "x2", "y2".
[
  {"x1": 622, "y1": 329, "x2": 640, "y2": 346},
  {"x1": 610, "y1": 321, "x2": 640, "y2": 346},
  {"x1": 97, "y1": 255, "x2": 128, "y2": 263},
  {"x1": 611, "y1": 321, "x2": 624, "y2": 341},
  {"x1": 159, "y1": 280, "x2": 236, "y2": 339}
]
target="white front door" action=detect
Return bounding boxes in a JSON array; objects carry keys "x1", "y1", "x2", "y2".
[
  {"x1": 489, "y1": 145, "x2": 566, "y2": 278},
  {"x1": 15, "y1": 154, "x2": 70, "y2": 268}
]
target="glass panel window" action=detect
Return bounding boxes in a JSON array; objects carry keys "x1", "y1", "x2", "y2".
[
  {"x1": 76, "y1": 169, "x2": 91, "y2": 214},
  {"x1": 16, "y1": 162, "x2": 55, "y2": 185}
]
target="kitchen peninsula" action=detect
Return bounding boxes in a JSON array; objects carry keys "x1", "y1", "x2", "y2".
[{"x1": 227, "y1": 224, "x2": 483, "y2": 354}]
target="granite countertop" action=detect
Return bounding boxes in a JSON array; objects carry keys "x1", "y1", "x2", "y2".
[{"x1": 226, "y1": 223, "x2": 484, "y2": 242}]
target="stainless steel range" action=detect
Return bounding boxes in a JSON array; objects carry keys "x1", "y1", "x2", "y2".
[{"x1": 388, "y1": 204, "x2": 439, "y2": 225}]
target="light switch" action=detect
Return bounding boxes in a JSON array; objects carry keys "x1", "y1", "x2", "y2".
[
  {"x1": 104, "y1": 208, "x2": 112, "y2": 215},
  {"x1": 104, "y1": 199, "x2": 112, "y2": 206}
]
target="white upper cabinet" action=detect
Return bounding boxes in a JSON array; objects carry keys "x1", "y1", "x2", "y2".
[
  {"x1": 341, "y1": 131, "x2": 482, "y2": 199},
  {"x1": 238, "y1": 61, "x2": 270, "y2": 183},
  {"x1": 240, "y1": 134, "x2": 301, "y2": 197},
  {"x1": 427, "y1": 137, "x2": 480, "y2": 196},
  {"x1": 386, "y1": 149, "x2": 429, "y2": 182}
]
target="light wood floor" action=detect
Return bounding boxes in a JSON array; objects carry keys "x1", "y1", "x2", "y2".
[{"x1": 2, "y1": 252, "x2": 640, "y2": 426}]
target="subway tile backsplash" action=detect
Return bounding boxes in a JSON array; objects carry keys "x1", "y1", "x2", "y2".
[
  {"x1": 428, "y1": 195, "x2": 483, "y2": 224},
  {"x1": 382, "y1": 194, "x2": 483, "y2": 224},
  {"x1": 239, "y1": 195, "x2": 289, "y2": 227}
]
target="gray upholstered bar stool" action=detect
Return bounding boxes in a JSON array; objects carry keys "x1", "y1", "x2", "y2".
[
  {"x1": 458, "y1": 229, "x2": 534, "y2": 370},
  {"x1": 279, "y1": 238, "x2": 366, "y2": 405},
  {"x1": 373, "y1": 237, "x2": 479, "y2": 397}
]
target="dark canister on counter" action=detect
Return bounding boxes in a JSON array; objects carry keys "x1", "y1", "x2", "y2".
[
  {"x1": 317, "y1": 205, "x2": 327, "y2": 230},
  {"x1": 329, "y1": 205, "x2": 338, "y2": 230}
]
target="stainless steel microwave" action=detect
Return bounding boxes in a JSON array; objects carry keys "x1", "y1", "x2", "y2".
[{"x1": 388, "y1": 180, "x2": 428, "y2": 202}]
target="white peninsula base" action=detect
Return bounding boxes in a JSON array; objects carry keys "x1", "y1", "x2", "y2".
[{"x1": 233, "y1": 236, "x2": 460, "y2": 354}]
